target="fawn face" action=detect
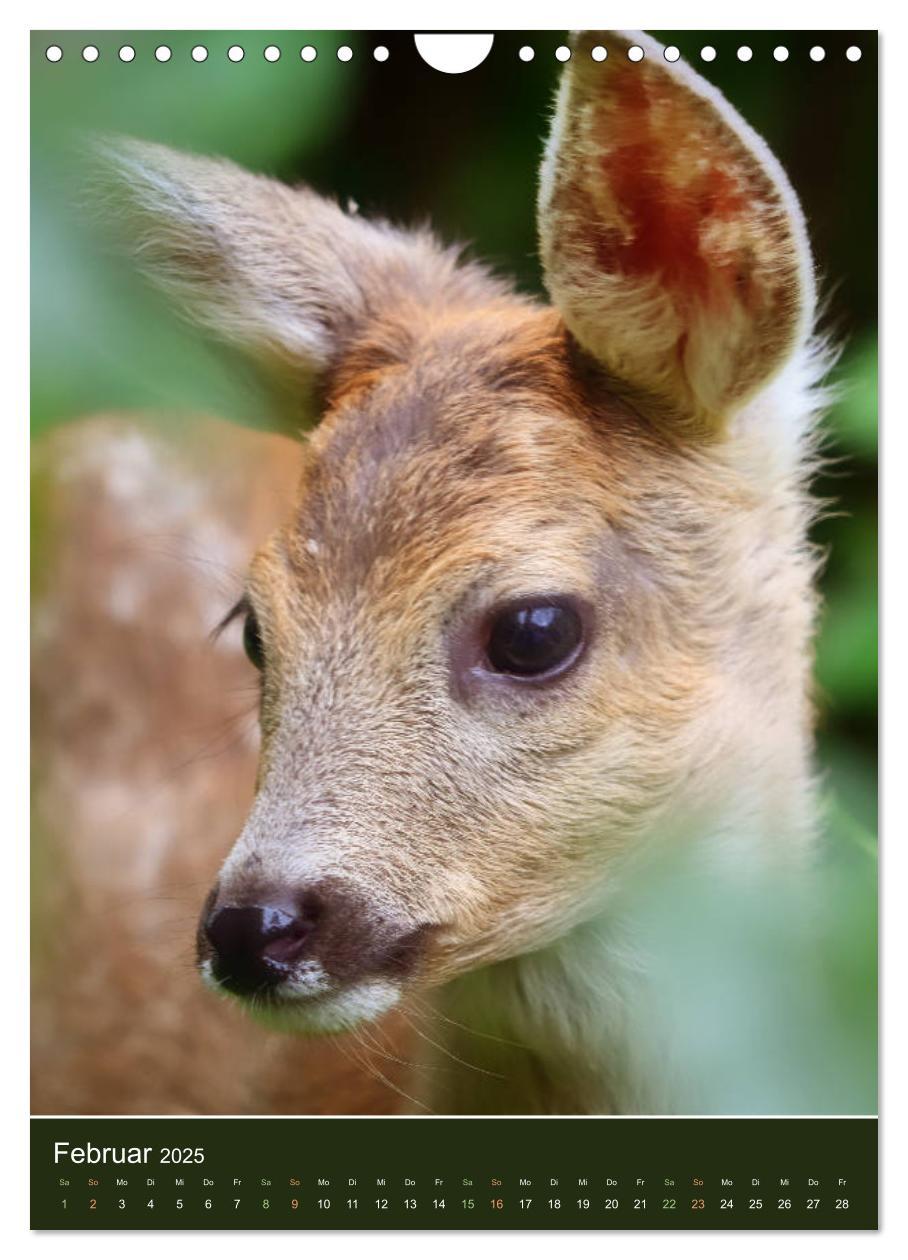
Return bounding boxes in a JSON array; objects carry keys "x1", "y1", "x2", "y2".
[{"x1": 109, "y1": 31, "x2": 816, "y2": 1031}]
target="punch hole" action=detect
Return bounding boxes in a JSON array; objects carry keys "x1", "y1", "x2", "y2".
[
  {"x1": 119, "y1": 45, "x2": 136, "y2": 62},
  {"x1": 155, "y1": 46, "x2": 172, "y2": 63},
  {"x1": 191, "y1": 45, "x2": 208, "y2": 62},
  {"x1": 264, "y1": 45, "x2": 281, "y2": 62},
  {"x1": 810, "y1": 46, "x2": 826, "y2": 62},
  {"x1": 337, "y1": 45, "x2": 353, "y2": 62},
  {"x1": 627, "y1": 45, "x2": 644, "y2": 62},
  {"x1": 82, "y1": 45, "x2": 99, "y2": 62},
  {"x1": 414, "y1": 34, "x2": 494, "y2": 74},
  {"x1": 519, "y1": 46, "x2": 534, "y2": 62},
  {"x1": 700, "y1": 46, "x2": 717, "y2": 63},
  {"x1": 300, "y1": 45, "x2": 317, "y2": 62},
  {"x1": 846, "y1": 45, "x2": 862, "y2": 62},
  {"x1": 737, "y1": 46, "x2": 753, "y2": 62},
  {"x1": 591, "y1": 45, "x2": 607, "y2": 62},
  {"x1": 555, "y1": 45, "x2": 571, "y2": 62},
  {"x1": 228, "y1": 45, "x2": 245, "y2": 62},
  {"x1": 373, "y1": 45, "x2": 389, "y2": 62},
  {"x1": 45, "y1": 44, "x2": 63, "y2": 62},
  {"x1": 664, "y1": 46, "x2": 680, "y2": 63},
  {"x1": 773, "y1": 46, "x2": 789, "y2": 62}
]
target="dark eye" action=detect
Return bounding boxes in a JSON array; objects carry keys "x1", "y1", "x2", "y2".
[
  {"x1": 485, "y1": 599, "x2": 584, "y2": 678},
  {"x1": 242, "y1": 608, "x2": 265, "y2": 671}
]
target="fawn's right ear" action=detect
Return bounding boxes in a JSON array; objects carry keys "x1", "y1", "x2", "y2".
[
  {"x1": 539, "y1": 31, "x2": 816, "y2": 439},
  {"x1": 98, "y1": 139, "x2": 433, "y2": 379}
]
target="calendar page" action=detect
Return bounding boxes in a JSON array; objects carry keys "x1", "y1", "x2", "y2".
[{"x1": 30, "y1": 28, "x2": 878, "y2": 1232}]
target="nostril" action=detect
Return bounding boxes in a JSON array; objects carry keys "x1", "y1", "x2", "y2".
[
  {"x1": 260, "y1": 913, "x2": 312, "y2": 965},
  {"x1": 204, "y1": 902, "x2": 315, "y2": 995},
  {"x1": 258, "y1": 905, "x2": 300, "y2": 939}
]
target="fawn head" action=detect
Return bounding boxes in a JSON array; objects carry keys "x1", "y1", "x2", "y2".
[{"x1": 108, "y1": 31, "x2": 817, "y2": 1031}]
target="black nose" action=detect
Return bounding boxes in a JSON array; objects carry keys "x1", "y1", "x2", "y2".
[{"x1": 205, "y1": 903, "x2": 315, "y2": 996}]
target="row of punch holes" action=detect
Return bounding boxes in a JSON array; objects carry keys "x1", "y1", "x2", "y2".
[{"x1": 45, "y1": 42, "x2": 864, "y2": 65}]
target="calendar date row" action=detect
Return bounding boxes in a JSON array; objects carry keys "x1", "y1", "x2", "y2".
[{"x1": 59, "y1": 1193, "x2": 853, "y2": 1213}]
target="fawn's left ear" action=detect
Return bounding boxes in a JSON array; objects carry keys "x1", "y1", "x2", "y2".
[{"x1": 539, "y1": 31, "x2": 816, "y2": 439}]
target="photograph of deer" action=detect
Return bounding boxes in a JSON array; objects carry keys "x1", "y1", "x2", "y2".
[{"x1": 32, "y1": 30, "x2": 877, "y2": 1116}]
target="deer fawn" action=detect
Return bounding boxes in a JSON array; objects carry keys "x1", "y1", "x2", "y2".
[{"x1": 33, "y1": 31, "x2": 828, "y2": 1115}]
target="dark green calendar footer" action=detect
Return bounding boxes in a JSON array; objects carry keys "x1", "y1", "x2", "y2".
[{"x1": 31, "y1": 1116, "x2": 877, "y2": 1230}]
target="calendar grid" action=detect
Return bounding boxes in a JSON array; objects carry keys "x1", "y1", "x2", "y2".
[{"x1": 31, "y1": 1117, "x2": 877, "y2": 1230}]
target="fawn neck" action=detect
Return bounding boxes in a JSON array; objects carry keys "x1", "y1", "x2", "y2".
[{"x1": 417, "y1": 734, "x2": 816, "y2": 1116}]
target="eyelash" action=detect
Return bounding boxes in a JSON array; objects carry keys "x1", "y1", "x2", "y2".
[{"x1": 213, "y1": 596, "x2": 251, "y2": 639}]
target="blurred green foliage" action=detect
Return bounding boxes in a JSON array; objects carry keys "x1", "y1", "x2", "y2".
[
  {"x1": 31, "y1": 31, "x2": 877, "y2": 1112},
  {"x1": 628, "y1": 798, "x2": 876, "y2": 1113}
]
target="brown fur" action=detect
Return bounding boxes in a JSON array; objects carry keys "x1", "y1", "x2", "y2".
[{"x1": 33, "y1": 31, "x2": 826, "y2": 1115}]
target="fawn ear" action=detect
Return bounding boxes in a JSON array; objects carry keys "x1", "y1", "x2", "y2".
[
  {"x1": 538, "y1": 31, "x2": 815, "y2": 439},
  {"x1": 98, "y1": 139, "x2": 431, "y2": 377}
]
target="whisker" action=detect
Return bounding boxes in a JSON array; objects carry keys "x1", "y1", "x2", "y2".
[
  {"x1": 399, "y1": 1009, "x2": 505, "y2": 1080},
  {"x1": 408, "y1": 993, "x2": 529, "y2": 1051},
  {"x1": 339, "y1": 1033, "x2": 434, "y2": 1114},
  {"x1": 352, "y1": 1024, "x2": 435, "y2": 1072}
]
